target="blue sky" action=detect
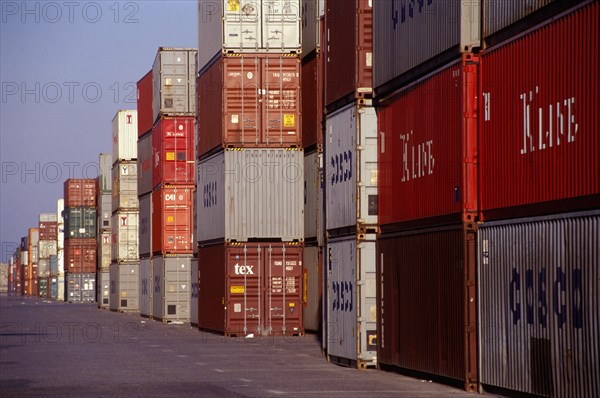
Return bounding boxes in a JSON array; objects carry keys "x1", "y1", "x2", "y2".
[{"x1": 0, "y1": 1, "x2": 197, "y2": 261}]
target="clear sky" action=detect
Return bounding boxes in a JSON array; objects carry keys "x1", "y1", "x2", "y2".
[{"x1": 0, "y1": 1, "x2": 197, "y2": 261}]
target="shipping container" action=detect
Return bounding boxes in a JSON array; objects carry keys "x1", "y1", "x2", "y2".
[
  {"x1": 112, "y1": 110, "x2": 138, "y2": 162},
  {"x1": 197, "y1": 54, "x2": 301, "y2": 157},
  {"x1": 63, "y1": 207, "x2": 97, "y2": 239},
  {"x1": 152, "y1": 185, "x2": 193, "y2": 254},
  {"x1": 38, "y1": 258, "x2": 49, "y2": 278},
  {"x1": 0, "y1": 263, "x2": 8, "y2": 293},
  {"x1": 302, "y1": 245, "x2": 321, "y2": 333},
  {"x1": 98, "y1": 192, "x2": 111, "y2": 231},
  {"x1": 49, "y1": 255, "x2": 58, "y2": 276},
  {"x1": 111, "y1": 211, "x2": 139, "y2": 262},
  {"x1": 65, "y1": 238, "x2": 97, "y2": 274},
  {"x1": 112, "y1": 160, "x2": 139, "y2": 210},
  {"x1": 326, "y1": 103, "x2": 378, "y2": 234},
  {"x1": 138, "y1": 194, "x2": 152, "y2": 257},
  {"x1": 479, "y1": 2, "x2": 599, "y2": 221},
  {"x1": 478, "y1": 211, "x2": 599, "y2": 398},
  {"x1": 197, "y1": 0, "x2": 301, "y2": 72},
  {"x1": 38, "y1": 240, "x2": 57, "y2": 259},
  {"x1": 39, "y1": 213, "x2": 58, "y2": 222},
  {"x1": 302, "y1": 0, "x2": 319, "y2": 56},
  {"x1": 139, "y1": 257, "x2": 152, "y2": 317},
  {"x1": 152, "y1": 47, "x2": 196, "y2": 121},
  {"x1": 152, "y1": 116, "x2": 195, "y2": 187},
  {"x1": 304, "y1": 151, "x2": 323, "y2": 244},
  {"x1": 325, "y1": 0, "x2": 373, "y2": 107},
  {"x1": 152, "y1": 255, "x2": 192, "y2": 322},
  {"x1": 39, "y1": 221, "x2": 58, "y2": 241},
  {"x1": 97, "y1": 270, "x2": 110, "y2": 308},
  {"x1": 57, "y1": 274, "x2": 64, "y2": 302},
  {"x1": 65, "y1": 273, "x2": 96, "y2": 303},
  {"x1": 137, "y1": 130, "x2": 153, "y2": 196},
  {"x1": 197, "y1": 149, "x2": 304, "y2": 243},
  {"x1": 198, "y1": 243, "x2": 303, "y2": 336},
  {"x1": 137, "y1": 70, "x2": 154, "y2": 137},
  {"x1": 98, "y1": 231, "x2": 111, "y2": 270},
  {"x1": 378, "y1": 55, "x2": 479, "y2": 232},
  {"x1": 37, "y1": 277, "x2": 47, "y2": 298},
  {"x1": 49, "y1": 276, "x2": 58, "y2": 300},
  {"x1": 64, "y1": 179, "x2": 97, "y2": 208},
  {"x1": 99, "y1": 153, "x2": 113, "y2": 192},
  {"x1": 373, "y1": 0, "x2": 480, "y2": 97},
  {"x1": 377, "y1": 224, "x2": 478, "y2": 390},
  {"x1": 301, "y1": 54, "x2": 323, "y2": 149},
  {"x1": 190, "y1": 258, "x2": 198, "y2": 326},
  {"x1": 109, "y1": 263, "x2": 139, "y2": 312}
]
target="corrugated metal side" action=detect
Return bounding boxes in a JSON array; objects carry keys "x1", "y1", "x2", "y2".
[
  {"x1": 302, "y1": 245, "x2": 320, "y2": 332},
  {"x1": 190, "y1": 258, "x2": 198, "y2": 325},
  {"x1": 197, "y1": 152, "x2": 225, "y2": 242},
  {"x1": 152, "y1": 185, "x2": 194, "y2": 254},
  {"x1": 137, "y1": 132, "x2": 153, "y2": 196},
  {"x1": 198, "y1": 244, "x2": 226, "y2": 333},
  {"x1": 304, "y1": 151, "x2": 319, "y2": 240},
  {"x1": 111, "y1": 211, "x2": 139, "y2": 262},
  {"x1": 39, "y1": 221, "x2": 58, "y2": 240},
  {"x1": 109, "y1": 263, "x2": 139, "y2": 311},
  {"x1": 139, "y1": 257, "x2": 152, "y2": 317},
  {"x1": 98, "y1": 193, "x2": 112, "y2": 231},
  {"x1": 49, "y1": 255, "x2": 58, "y2": 276},
  {"x1": 483, "y1": 0, "x2": 555, "y2": 38},
  {"x1": 197, "y1": 0, "x2": 222, "y2": 72},
  {"x1": 152, "y1": 116, "x2": 195, "y2": 187},
  {"x1": 112, "y1": 110, "x2": 138, "y2": 162},
  {"x1": 97, "y1": 270, "x2": 110, "y2": 308},
  {"x1": 64, "y1": 179, "x2": 96, "y2": 208},
  {"x1": 112, "y1": 161, "x2": 139, "y2": 211},
  {"x1": 138, "y1": 194, "x2": 152, "y2": 257},
  {"x1": 66, "y1": 273, "x2": 95, "y2": 303},
  {"x1": 302, "y1": 0, "x2": 318, "y2": 56},
  {"x1": 301, "y1": 55, "x2": 323, "y2": 149},
  {"x1": 99, "y1": 153, "x2": 113, "y2": 192},
  {"x1": 153, "y1": 256, "x2": 191, "y2": 322},
  {"x1": 63, "y1": 207, "x2": 97, "y2": 239},
  {"x1": 38, "y1": 240, "x2": 57, "y2": 259},
  {"x1": 479, "y1": 212, "x2": 599, "y2": 398},
  {"x1": 197, "y1": 57, "x2": 224, "y2": 157},
  {"x1": 64, "y1": 238, "x2": 96, "y2": 273},
  {"x1": 39, "y1": 213, "x2": 58, "y2": 222},
  {"x1": 137, "y1": 70, "x2": 153, "y2": 137},
  {"x1": 152, "y1": 48, "x2": 196, "y2": 121},
  {"x1": 479, "y1": 2, "x2": 599, "y2": 220},
  {"x1": 38, "y1": 259, "x2": 49, "y2": 278},
  {"x1": 98, "y1": 231, "x2": 111, "y2": 270}
]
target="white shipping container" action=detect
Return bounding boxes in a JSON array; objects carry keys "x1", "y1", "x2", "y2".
[
  {"x1": 112, "y1": 161, "x2": 139, "y2": 210},
  {"x1": 302, "y1": 0, "x2": 319, "y2": 56},
  {"x1": 109, "y1": 263, "x2": 139, "y2": 312},
  {"x1": 98, "y1": 192, "x2": 112, "y2": 231},
  {"x1": 197, "y1": 0, "x2": 301, "y2": 72},
  {"x1": 98, "y1": 231, "x2": 111, "y2": 270},
  {"x1": 38, "y1": 240, "x2": 57, "y2": 259},
  {"x1": 20, "y1": 251, "x2": 28, "y2": 267},
  {"x1": 152, "y1": 256, "x2": 192, "y2": 322},
  {"x1": 304, "y1": 151, "x2": 323, "y2": 244},
  {"x1": 138, "y1": 194, "x2": 152, "y2": 258},
  {"x1": 38, "y1": 258, "x2": 49, "y2": 278},
  {"x1": 152, "y1": 48, "x2": 196, "y2": 121},
  {"x1": 191, "y1": 258, "x2": 198, "y2": 326},
  {"x1": 325, "y1": 104, "x2": 378, "y2": 232},
  {"x1": 98, "y1": 270, "x2": 110, "y2": 309},
  {"x1": 112, "y1": 110, "x2": 138, "y2": 162},
  {"x1": 326, "y1": 236, "x2": 377, "y2": 368},
  {"x1": 39, "y1": 213, "x2": 58, "y2": 223},
  {"x1": 99, "y1": 153, "x2": 113, "y2": 192},
  {"x1": 197, "y1": 148, "x2": 304, "y2": 243},
  {"x1": 140, "y1": 257, "x2": 152, "y2": 318},
  {"x1": 111, "y1": 211, "x2": 139, "y2": 262},
  {"x1": 57, "y1": 274, "x2": 65, "y2": 301}
]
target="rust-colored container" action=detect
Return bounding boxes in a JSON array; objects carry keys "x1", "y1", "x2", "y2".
[
  {"x1": 152, "y1": 185, "x2": 194, "y2": 255},
  {"x1": 479, "y1": 2, "x2": 599, "y2": 221},
  {"x1": 39, "y1": 221, "x2": 58, "y2": 241},
  {"x1": 378, "y1": 54, "x2": 479, "y2": 232},
  {"x1": 197, "y1": 54, "x2": 301, "y2": 158},
  {"x1": 302, "y1": 54, "x2": 323, "y2": 149},
  {"x1": 64, "y1": 238, "x2": 97, "y2": 273},
  {"x1": 198, "y1": 243, "x2": 304, "y2": 336},
  {"x1": 377, "y1": 224, "x2": 478, "y2": 391},
  {"x1": 137, "y1": 70, "x2": 153, "y2": 137},
  {"x1": 64, "y1": 179, "x2": 97, "y2": 208},
  {"x1": 324, "y1": 0, "x2": 372, "y2": 109},
  {"x1": 152, "y1": 116, "x2": 195, "y2": 188}
]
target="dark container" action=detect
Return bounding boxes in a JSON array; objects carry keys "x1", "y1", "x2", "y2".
[
  {"x1": 38, "y1": 277, "x2": 48, "y2": 298},
  {"x1": 63, "y1": 207, "x2": 97, "y2": 239},
  {"x1": 301, "y1": 54, "x2": 323, "y2": 149},
  {"x1": 65, "y1": 273, "x2": 96, "y2": 303},
  {"x1": 39, "y1": 221, "x2": 58, "y2": 240},
  {"x1": 64, "y1": 179, "x2": 97, "y2": 208},
  {"x1": 137, "y1": 70, "x2": 153, "y2": 137},
  {"x1": 137, "y1": 130, "x2": 153, "y2": 196}
]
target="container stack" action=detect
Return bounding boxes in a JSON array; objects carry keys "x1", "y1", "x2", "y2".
[
  {"x1": 26, "y1": 228, "x2": 39, "y2": 296},
  {"x1": 63, "y1": 179, "x2": 97, "y2": 303},
  {"x1": 0, "y1": 262, "x2": 8, "y2": 294},
  {"x1": 97, "y1": 153, "x2": 113, "y2": 309},
  {"x1": 110, "y1": 110, "x2": 140, "y2": 312},
  {"x1": 56, "y1": 198, "x2": 65, "y2": 301},
  {"x1": 196, "y1": 0, "x2": 304, "y2": 336},
  {"x1": 38, "y1": 213, "x2": 58, "y2": 299}
]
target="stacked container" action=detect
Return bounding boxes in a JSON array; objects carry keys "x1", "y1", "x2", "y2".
[
  {"x1": 56, "y1": 199, "x2": 65, "y2": 301},
  {"x1": 97, "y1": 153, "x2": 113, "y2": 308},
  {"x1": 110, "y1": 110, "x2": 139, "y2": 312},
  {"x1": 27, "y1": 228, "x2": 39, "y2": 296},
  {"x1": 38, "y1": 213, "x2": 58, "y2": 299},
  {"x1": 63, "y1": 179, "x2": 97, "y2": 303},
  {"x1": 196, "y1": 0, "x2": 304, "y2": 336}
]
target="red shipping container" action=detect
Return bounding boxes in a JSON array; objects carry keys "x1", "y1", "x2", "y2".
[
  {"x1": 378, "y1": 54, "x2": 479, "y2": 231},
  {"x1": 137, "y1": 70, "x2": 153, "y2": 137},
  {"x1": 64, "y1": 238, "x2": 97, "y2": 273},
  {"x1": 197, "y1": 54, "x2": 301, "y2": 158},
  {"x1": 479, "y1": 2, "x2": 599, "y2": 221},
  {"x1": 198, "y1": 243, "x2": 304, "y2": 336},
  {"x1": 152, "y1": 185, "x2": 194, "y2": 255},
  {"x1": 325, "y1": 0, "x2": 372, "y2": 108},
  {"x1": 64, "y1": 179, "x2": 97, "y2": 208},
  {"x1": 152, "y1": 116, "x2": 195, "y2": 187},
  {"x1": 39, "y1": 221, "x2": 58, "y2": 241},
  {"x1": 302, "y1": 54, "x2": 324, "y2": 149}
]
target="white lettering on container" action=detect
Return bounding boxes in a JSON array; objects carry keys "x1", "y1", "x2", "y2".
[{"x1": 400, "y1": 130, "x2": 434, "y2": 183}]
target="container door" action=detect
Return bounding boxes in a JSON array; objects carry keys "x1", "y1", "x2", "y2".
[
  {"x1": 223, "y1": 0, "x2": 262, "y2": 51},
  {"x1": 226, "y1": 245, "x2": 262, "y2": 335}
]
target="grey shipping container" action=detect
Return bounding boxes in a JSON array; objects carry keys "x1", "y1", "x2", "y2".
[
  {"x1": 152, "y1": 255, "x2": 191, "y2": 322},
  {"x1": 304, "y1": 151, "x2": 324, "y2": 245},
  {"x1": 38, "y1": 277, "x2": 47, "y2": 298},
  {"x1": 49, "y1": 255, "x2": 58, "y2": 276},
  {"x1": 63, "y1": 207, "x2": 97, "y2": 239},
  {"x1": 98, "y1": 231, "x2": 111, "y2": 270},
  {"x1": 483, "y1": 0, "x2": 556, "y2": 42},
  {"x1": 65, "y1": 273, "x2": 96, "y2": 303},
  {"x1": 326, "y1": 236, "x2": 377, "y2": 368},
  {"x1": 111, "y1": 211, "x2": 139, "y2": 262},
  {"x1": 138, "y1": 194, "x2": 152, "y2": 257},
  {"x1": 140, "y1": 257, "x2": 152, "y2": 318},
  {"x1": 110, "y1": 263, "x2": 139, "y2": 312},
  {"x1": 99, "y1": 153, "x2": 113, "y2": 192},
  {"x1": 137, "y1": 131, "x2": 153, "y2": 196},
  {"x1": 302, "y1": 0, "x2": 319, "y2": 56},
  {"x1": 39, "y1": 213, "x2": 58, "y2": 222},
  {"x1": 112, "y1": 161, "x2": 139, "y2": 211},
  {"x1": 49, "y1": 276, "x2": 58, "y2": 300},
  {"x1": 98, "y1": 270, "x2": 110, "y2": 309},
  {"x1": 38, "y1": 240, "x2": 58, "y2": 258},
  {"x1": 152, "y1": 47, "x2": 196, "y2": 121},
  {"x1": 191, "y1": 258, "x2": 198, "y2": 326},
  {"x1": 479, "y1": 211, "x2": 599, "y2": 398},
  {"x1": 38, "y1": 258, "x2": 49, "y2": 278},
  {"x1": 197, "y1": 148, "x2": 304, "y2": 243},
  {"x1": 302, "y1": 245, "x2": 321, "y2": 332},
  {"x1": 98, "y1": 192, "x2": 112, "y2": 231},
  {"x1": 57, "y1": 274, "x2": 65, "y2": 302}
]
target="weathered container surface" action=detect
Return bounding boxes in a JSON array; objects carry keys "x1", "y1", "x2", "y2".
[
  {"x1": 110, "y1": 263, "x2": 139, "y2": 312},
  {"x1": 98, "y1": 231, "x2": 111, "y2": 270},
  {"x1": 152, "y1": 116, "x2": 195, "y2": 187},
  {"x1": 478, "y1": 211, "x2": 600, "y2": 398},
  {"x1": 378, "y1": 55, "x2": 479, "y2": 231},
  {"x1": 48, "y1": 276, "x2": 58, "y2": 299},
  {"x1": 0, "y1": 263, "x2": 7, "y2": 293},
  {"x1": 98, "y1": 192, "x2": 111, "y2": 231},
  {"x1": 38, "y1": 240, "x2": 57, "y2": 259},
  {"x1": 483, "y1": 0, "x2": 556, "y2": 40},
  {"x1": 20, "y1": 250, "x2": 28, "y2": 268},
  {"x1": 152, "y1": 47, "x2": 196, "y2": 122},
  {"x1": 377, "y1": 225, "x2": 478, "y2": 389},
  {"x1": 197, "y1": 0, "x2": 301, "y2": 72},
  {"x1": 97, "y1": 270, "x2": 110, "y2": 308},
  {"x1": 39, "y1": 213, "x2": 58, "y2": 223},
  {"x1": 302, "y1": 245, "x2": 321, "y2": 332},
  {"x1": 152, "y1": 185, "x2": 194, "y2": 255},
  {"x1": 326, "y1": 237, "x2": 377, "y2": 367},
  {"x1": 139, "y1": 257, "x2": 152, "y2": 317},
  {"x1": 111, "y1": 211, "x2": 139, "y2": 262},
  {"x1": 49, "y1": 255, "x2": 58, "y2": 276},
  {"x1": 112, "y1": 161, "x2": 139, "y2": 210},
  {"x1": 197, "y1": 55, "x2": 301, "y2": 158},
  {"x1": 65, "y1": 238, "x2": 96, "y2": 274},
  {"x1": 112, "y1": 110, "x2": 138, "y2": 162},
  {"x1": 65, "y1": 273, "x2": 96, "y2": 303},
  {"x1": 152, "y1": 255, "x2": 192, "y2": 322},
  {"x1": 190, "y1": 258, "x2": 198, "y2": 326},
  {"x1": 37, "y1": 277, "x2": 48, "y2": 298},
  {"x1": 63, "y1": 207, "x2": 97, "y2": 239},
  {"x1": 37, "y1": 258, "x2": 49, "y2": 278},
  {"x1": 64, "y1": 179, "x2": 97, "y2": 208},
  {"x1": 138, "y1": 194, "x2": 152, "y2": 257},
  {"x1": 197, "y1": 149, "x2": 304, "y2": 243},
  {"x1": 325, "y1": 0, "x2": 373, "y2": 107},
  {"x1": 302, "y1": 0, "x2": 319, "y2": 56},
  {"x1": 137, "y1": 70, "x2": 154, "y2": 137},
  {"x1": 373, "y1": 0, "x2": 480, "y2": 96},
  {"x1": 99, "y1": 153, "x2": 113, "y2": 192},
  {"x1": 304, "y1": 151, "x2": 323, "y2": 244},
  {"x1": 479, "y1": 2, "x2": 599, "y2": 221},
  {"x1": 301, "y1": 54, "x2": 323, "y2": 148},
  {"x1": 326, "y1": 104, "x2": 378, "y2": 233},
  {"x1": 137, "y1": 131, "x2": 153, "y2": 196},
  {"x1": 39, "y1": 221, "x2": 58, "y2": 241},
  {"x1": 56, "y1": 274, "x2": 64, "y2": 301}
]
